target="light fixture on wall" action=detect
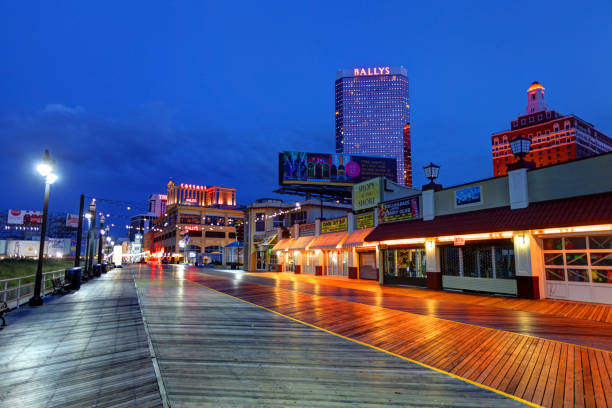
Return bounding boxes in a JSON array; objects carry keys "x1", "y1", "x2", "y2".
[
  {"x1": 426, "y1": 240, "x2": 434, "y2": 249},
  {"x1": 516, "y1": 233, "x2": 526, "y2": 246},
  {"x1": 508, "y1": 135, "x2": 534, "y2": 170}
]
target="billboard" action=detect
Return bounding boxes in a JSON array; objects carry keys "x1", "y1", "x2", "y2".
[
  {"x1": 66, "y1": 213, "x2": 79, "y2": 228},
  {"x1": 455, "y1": 185, "x2": 482, "y2": 207},
  {"x1": 8, "y1": 209, "x2": 43, "y2": 225},
  {"x1": 378, "y1": 196, "x2": 420, "y2": 224},
  {"x1": 279, "y1": 152, "x2": 397, "y2": 187},
  {"x1": 352, "y1": 177, "x2": 383, "y2": 211}
]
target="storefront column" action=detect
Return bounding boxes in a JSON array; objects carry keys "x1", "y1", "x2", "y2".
[
  {"x1": 513, "y1": 231, "x2": 541, "y2": 299},
  {"x1": 377, "y1": 245, "x2": 383, "y2": 284},
  {"x1": 425, "y1": 239, "x2": 442, "y2": 290}
]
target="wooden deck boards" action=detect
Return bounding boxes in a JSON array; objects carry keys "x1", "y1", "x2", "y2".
[
  {"x1": 251, "y1": 271, "x2": 612, "y2": 324},
  {"x1": 134, "y1": 275, "x2": 522, "y2": 407},
  {"x1": 187, "y1": 270, "x2": 612, "y2": 408},
  {"x1": 202, "y1": 270, "x2": 612, "y2": 350},
  {"x1": 0, "y1": 271, "x2": 162, "y2": 408}
]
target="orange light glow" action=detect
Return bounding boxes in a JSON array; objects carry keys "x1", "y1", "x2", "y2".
[{"x1": 533, "y1": 224, "x2": 612, "y2": 235}]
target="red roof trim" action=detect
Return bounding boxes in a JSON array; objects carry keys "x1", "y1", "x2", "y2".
[{"x1": 365, "y1": 192, "x2": 612, "y2": 242}]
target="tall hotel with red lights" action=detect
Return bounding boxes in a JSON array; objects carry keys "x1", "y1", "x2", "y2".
[
  {"x1": 491, "y1": 82, "x2": 612, "y2": 176},
  {"x1": 335, "y1": 66, "x2": 412, "y2": 186}
]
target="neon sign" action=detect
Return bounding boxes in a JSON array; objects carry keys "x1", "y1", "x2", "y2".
[
  {"x1": 184, "y1": 225, "x2": 199, "y2": 232},
  {"x1": 353, "y1": 67, "x2": 390, "y2": 76}
]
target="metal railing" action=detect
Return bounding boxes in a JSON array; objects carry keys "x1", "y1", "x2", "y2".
[{"x1": 0, "y1": 269, "x2": 66, "y2": 309}]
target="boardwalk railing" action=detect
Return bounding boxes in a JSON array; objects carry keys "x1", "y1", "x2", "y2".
[{"x1": 0, "y1": 269, "x2": 66, "y2": 309}]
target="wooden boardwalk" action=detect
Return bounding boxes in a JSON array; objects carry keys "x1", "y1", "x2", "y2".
[
  {"x1": 201, "y1": 270, "x2": 612, "y2": 351},
  {"x1": 187, "y1": 269, "x2": 612, "y2": 408},
  {"x1": 135, "y1": 271, "x2": 522, "y2": 407},
  {"x1": 253, "y1": 272, "x2": 612, "y2": 324},
  {"x1": 0, "y1": 271, "x2": 162, "y2": 407}
]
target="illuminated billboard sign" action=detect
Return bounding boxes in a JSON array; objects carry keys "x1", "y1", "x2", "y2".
[
  {"x1": 279, "y1": 152, "x2": 397, "y2": 187},
  {"x1": 8, "y1": 210, "x2": 43, "y2": 225},
  {"x1": 353, "y1": 67, "x2": 390, "y2": 76}
]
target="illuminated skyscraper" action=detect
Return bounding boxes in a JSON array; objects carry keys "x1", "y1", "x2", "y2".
[{"x1": 335, "y1": 66, "x2": 411, "y2": 185}]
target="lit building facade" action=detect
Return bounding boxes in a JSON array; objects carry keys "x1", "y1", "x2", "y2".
[
  {"x1": 491, "y1": 82, "x2": 612, "y2": 176},
  {"x1": 335, "y1": 66, "x2": 412, "y2": 185},
  {"x1": 148, "y1": 194, "x2": 167, "y2": 217},
  {"x1": 148, "y1": 181, "x2": 243, "y2": 263}
]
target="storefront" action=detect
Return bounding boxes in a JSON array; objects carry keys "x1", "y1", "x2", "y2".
[
  {"x1": 307, "y1": 231, "x2": 348, "y2": 276},
  {"x1": 537, "y1": 229, "x2": 612, "y2": 303},
  {"x1": 382, "y1": 245, "x2": 427, "y2": 286},
  {"x1": 273, "y1": 236, "x2": 314, "y2": 274}
]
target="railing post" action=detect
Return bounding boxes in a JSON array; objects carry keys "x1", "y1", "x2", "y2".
[
  {"x1": 42, "y1": 277, "x2": 46, "y2": 297},
  {"x1": 16, "y1": 279, "x2": 21, "y2": 308},
  {"x1": 2, "y1": 281, "x2": 7, "y2": 303}
]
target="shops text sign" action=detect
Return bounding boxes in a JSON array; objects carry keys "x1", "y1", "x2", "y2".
[
  {"x1": 321, "y1": 217, "x2": 348, "y2": 234},
  {"x1": 378, "y1": 196, "x2": 420, "y2": 224},
  {"x1": 353, "y1": 178, "x2": 382, "y2": 211},
  {"x1": 455, "y1": 185, "x2": 482, "y2": 207}
]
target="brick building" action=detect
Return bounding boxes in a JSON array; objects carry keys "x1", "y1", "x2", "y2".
[{"x1": 491, "y1": 82, "x2": 612, "y2": 176}]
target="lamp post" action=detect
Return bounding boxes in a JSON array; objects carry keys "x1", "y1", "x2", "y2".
[
  {"x1": 97, "y1": 215, "x2": 106, "y2": 265},
  {"x1": 29, "y1": 150, "x2": 57, "y2": 307},
  {"x1": 85, "y1": 199, "x2": 96, "y2": 275},
  {"x1": 509, "y1": 135, "x2": 532, "y2": 169},
  {"x1": 422, "y1": 162, "x2": 442, "y2": 191}
]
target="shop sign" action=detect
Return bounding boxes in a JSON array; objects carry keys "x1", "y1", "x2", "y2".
[
  {"x1": 184, "y1": 225, "x2": 199, "y2": 232},
  {"x1": 454, "y1": 237, "x2": 466, "y2": 246},
  {"x1": 455, "y1": 185, "x2": 482, "y2": 207},
  {"x1": 253, "y1": 234, "x2": 265, "y2": 243},
  {"x1": 377, "y1": 196, "x2": 420, "y2": 224},
  {"x1": 321, "y1": 217, "x2": 348, "y2": 234},
  {"x1": 299, "y1": 223, "x2": 316, "y2": 236},
  {"x1": 352, "y1": 177, "x2": 382, "y2": 211},
  {"x1": 356, "y1": 212, "x2": 374, "y2": 229}
]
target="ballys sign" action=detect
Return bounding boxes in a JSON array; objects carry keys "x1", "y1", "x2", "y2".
[{"x1": 354, "y1": 67, "x2": 390, "y2": 76}]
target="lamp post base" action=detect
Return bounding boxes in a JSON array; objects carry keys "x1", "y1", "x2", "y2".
[{"x1": 28, "y1": 296, "x2": 44, "y2": 307}]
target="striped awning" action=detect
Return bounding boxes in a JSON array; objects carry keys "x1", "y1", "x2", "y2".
[
  {"x1": 342, "y1": 227, "x2": 375, "y2": 248},
  {"x1": 287, "y1": 236, "x2": 314, "y2": 250},
  {"x1": 272, "y1": 238, "x2": 293, "y2": 251},
  {"x1": 308, "y1": 232, "x2": 348, "y2": 250}
]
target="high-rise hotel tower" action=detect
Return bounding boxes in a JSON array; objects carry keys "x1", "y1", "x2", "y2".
[{"x1": 335, "y1": 66, "x2": 412, "y2": 186}]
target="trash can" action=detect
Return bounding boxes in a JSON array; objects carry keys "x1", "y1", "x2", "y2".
[
  {"x1": 65, "y1": 267, "x2": 82, "y2": 291},
  {"x1": 93, "y1": 264, "x2": 102, "y2": 277},
  {"x1": 101, "y1": 263, "x2": 108, "y2": 274}
]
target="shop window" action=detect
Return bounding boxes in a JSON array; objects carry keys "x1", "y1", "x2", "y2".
[
  {"x1": 564, "y1": 236, "x2": 586, "y2": 250},
  {"x1": 495, "y1": 247, "x2": 515, "y2": 279},
  {"x1": 567, "y1": 269, "x2": 589, "y2": 282},
  {"x1": 543, "y1": 234, "x2": 612, "y2": 284},
  {"x1": 440, "y1": 247, "x2": 460, "y2": 276},
  {"x1": 589, "y1": 235, "x2": 612, "y2": 250},
  {"x1": 543, "y1": 237, "x2": 563, "y2": 251},
  {"x1": 203, "y1": 215, "x2": 226, "y2": 226},
  {"x1": 565, "y1": 253, "x2": 588, "y2": 266},
  {"x1": 591, "y1": 253, "x2": 612, "y2": 267},
  {"x1": 179, "y1": 213, "x2": 201, "y2": 225},
  {"x1": 545, "y1": 268, "x2": 565, "y2": 281}
]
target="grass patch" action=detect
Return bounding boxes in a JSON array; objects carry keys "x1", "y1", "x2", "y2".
[{"x1": 0, "y1": 258, "x2": 74, "y2": 281}]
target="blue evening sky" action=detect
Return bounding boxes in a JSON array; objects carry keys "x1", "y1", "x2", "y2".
[{"x1": 1, "y1": 1, "x2": 611, "y2": 230}]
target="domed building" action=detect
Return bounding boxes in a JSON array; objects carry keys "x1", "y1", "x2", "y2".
[{"x1": 491, "y1": 82, "x2": 612, "y2": 176}]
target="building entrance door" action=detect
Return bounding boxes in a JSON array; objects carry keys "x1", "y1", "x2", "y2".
[{"x1": 359, "y1": 251, "x2": 378, "y2": 280}]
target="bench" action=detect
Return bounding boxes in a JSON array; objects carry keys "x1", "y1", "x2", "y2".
[
  {"x1": 51, "y1": 277, "x2": 71, "y2": 296},
  {"x1": 0, "y1": 301, "x2": 8, "y2": 327}
]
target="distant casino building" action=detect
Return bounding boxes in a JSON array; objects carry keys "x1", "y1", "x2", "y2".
[
  {"x1": 148, "y1": 194, "x2": 167, "y2": 217},
  {"x1": 148, "y1": 181, "x2": 243, "y2": 263},
  {"x1": 335, "y1": 66, "x2": 412, "y2": 186},
  {"x1": 491, "y1": 82, "x2": 612, "y2": 176}
]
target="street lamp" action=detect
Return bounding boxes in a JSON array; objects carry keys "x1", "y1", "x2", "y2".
[
  {"x1": 29, "y1": 150, "x2": 57, "y2": 307},
  {"x1": 422, "y1": 162, "x2": 442, "y2": 191},
  {"x1": 510, "y1": 135, "x2": 532, "y2": 166}
]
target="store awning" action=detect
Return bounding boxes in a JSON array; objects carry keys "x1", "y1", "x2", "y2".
[
  {"x1": 308, "y1": 232, "x2": 348, "y2": 250},
  {"x1": 287, "y1": 236, "x2": 314, "y2": 251},
  {"x1": 342, "y1": 227, "x2": 375, "y2": 248},
  {"x1": 365, "y1": 191, "x2": 612, "y2": 242},
  {"x1": 257, "y1": 234, "x2": 277, "y2": 250},
  {"x1": 272, "y1": 238, "x2": 293, "y2": 251},
  {"x1": 224, "y1": 241, "x2": 244, "y2": 249}
]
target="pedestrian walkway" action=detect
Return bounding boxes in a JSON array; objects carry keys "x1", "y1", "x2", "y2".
[
  {"x1": 253, "y1": 271, "x2": 612, "y2": 324},
  {"x1": 202, "y1": 270, "x2": 612, "y2": 350},
  {"x1": 0, "y1": 271, "x2": 162, "y2": 407},
  {"x1": 135, "y1": 270, "x2": 521, "y2": 407},
  {"x1": 187, "y1": 268, "x2": 612, "y2": 408}
]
